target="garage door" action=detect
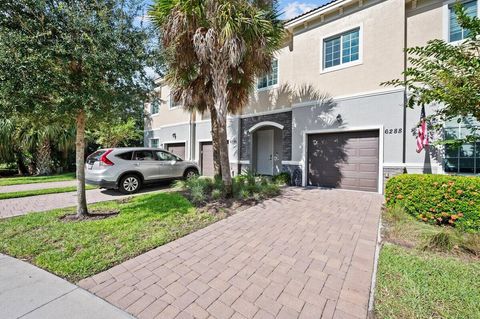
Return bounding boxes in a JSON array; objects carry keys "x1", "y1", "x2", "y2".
[
  {"x1": 200, "y1": 142, "x2": 214, "y2": 176},
  {"x1": 166, "y1": 143, "x2": 186, "y2": 160},
  {"x1": 307, "y1": 130, "x2": 379, "y2": 192}
]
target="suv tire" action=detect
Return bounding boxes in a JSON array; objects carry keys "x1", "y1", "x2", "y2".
[
  {"x1": 119, "y1": 174, "x2": 142, "y2": 194},
  {"x1": 184, "y1": 168, "x2": 199, "y2": 179}
]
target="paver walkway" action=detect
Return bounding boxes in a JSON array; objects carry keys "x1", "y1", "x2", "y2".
[
  {"x1": 0, "y1": 184, "x2": 171, "y2": 219},
  {"x1": 0, "y1": 254, "x2": 133, "y2": 319},
  {"x1": 0, "y1": 180, "x2": 77, "y2": 193},
  {"x1": 80, "y1": 188, "x2": 383, "y2": 319}
]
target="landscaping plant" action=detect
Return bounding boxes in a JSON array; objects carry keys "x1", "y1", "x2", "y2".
[{"x1": 386, "y1": 174, "x2": 480, "y2": 232}]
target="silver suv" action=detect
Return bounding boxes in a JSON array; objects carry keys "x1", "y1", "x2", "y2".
[{"x1": 85, "y1": 147, "x2": 199, "y2": 194}]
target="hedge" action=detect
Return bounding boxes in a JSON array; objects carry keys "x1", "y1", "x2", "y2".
[{"x1": 385, "y1": 174, "x2": 480, "y2": 232}]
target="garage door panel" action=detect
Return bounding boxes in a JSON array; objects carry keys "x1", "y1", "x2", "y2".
[
  {"x1": 200, "y1": 142, "x2": 214, "y2": 176},
  {"x1": 307, "y1": 130, "x2": 379, "y2": 192},
  {"x1": 166, "y1": 143, "x2": 186, "y2": 160}
]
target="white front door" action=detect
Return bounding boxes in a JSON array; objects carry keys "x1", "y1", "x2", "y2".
[{"x1": 256, "y1": 129, "x2": 274, "y2": 175}]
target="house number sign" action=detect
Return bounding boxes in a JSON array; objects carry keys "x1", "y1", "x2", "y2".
[{"x1": 384, "y1": 128, "x2": 403, "y2": 135}]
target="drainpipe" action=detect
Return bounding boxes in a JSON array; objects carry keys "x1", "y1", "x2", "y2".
[
  {"x1": 402, "y1": 5, "x2": 408, "y2": 172},
  {"x1": 189, "y1": 112, "x2": 196, "y2": 161}
]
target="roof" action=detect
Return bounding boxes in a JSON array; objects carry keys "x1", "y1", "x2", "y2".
[{"x1": 285, "y1": 0, "x2": 340, "y2": 24}]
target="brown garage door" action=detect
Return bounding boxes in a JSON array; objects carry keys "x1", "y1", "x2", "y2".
[
  {"x1": 307, "y1": 130, "x2": 379, "y2": 192},
  {"x1": 166, "y1": 143, "x2": 186, "y2": 160},
  {"x1": 200, "y1": 142, "x2": 214, "y2": 176}
]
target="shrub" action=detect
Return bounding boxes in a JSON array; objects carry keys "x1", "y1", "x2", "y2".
[
  {"x1": 425, "y1": 230, "x2": 454, "y2": 252},
  {"x1": 385, "y1": 174, "x2": 480, "y2": 232},
  {"x1": 272, "y1": 172, "x2": 291, "y2": 185},
  {"x1": 232, "y1": 172, "x2": 280, "y2": 200},
  {"x1": 181, "y1": 176, "x2": 213, "y2": 204}
]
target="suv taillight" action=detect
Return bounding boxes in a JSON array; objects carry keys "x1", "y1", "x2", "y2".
[{"x1": 100, "y1": 149, "x2": 114, "y2": 166}]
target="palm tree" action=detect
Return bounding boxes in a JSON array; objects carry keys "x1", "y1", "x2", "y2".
[{"x1": 150, "y1": 0, "x2": 284, "y2": 195}]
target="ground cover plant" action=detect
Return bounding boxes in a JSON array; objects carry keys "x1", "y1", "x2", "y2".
[
  {"x1": 0, "y1": 172, "x2": 75, "y2": 186},
  {"x1": 0, "y1": 185, "x2": 95, "y2": 200},
  {"x1": 0, "y1": 192, "x2": 219, "y2": 282}
]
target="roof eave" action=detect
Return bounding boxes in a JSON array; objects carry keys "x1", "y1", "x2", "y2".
[{"x1": 284, "y1": 0, "x2": 356, "y2": 30}]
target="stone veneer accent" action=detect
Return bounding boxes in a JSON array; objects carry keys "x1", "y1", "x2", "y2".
[{"x1": 239, "y1": 111, "x2": 292, "y2": 161}]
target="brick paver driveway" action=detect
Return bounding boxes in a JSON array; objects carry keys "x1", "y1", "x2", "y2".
[{"x1": 80, "y1": 188, "x2": 383, "y2": 319}]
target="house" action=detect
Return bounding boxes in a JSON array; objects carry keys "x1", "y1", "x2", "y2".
[{"x1": 144, "y1": 0, "x2": 480, "y2": 193}]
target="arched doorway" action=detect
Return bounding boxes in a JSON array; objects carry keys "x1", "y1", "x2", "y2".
[{"x1": 249, "y1": 122, "x2": 284, "y2": 175}]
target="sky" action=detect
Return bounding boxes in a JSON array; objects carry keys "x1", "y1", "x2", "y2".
[
  {"x1": 279, "y1": 0, "x2": 331, "y2": 20},
  {"x1": 141, "y1": 1, "x2": 332, "y2": 21}
]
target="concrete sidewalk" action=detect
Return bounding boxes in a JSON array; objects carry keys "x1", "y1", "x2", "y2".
[
  {"x1": 0, "y1": 180, "x2": 77, "y2": 194},
  {"x1": 0, "y1": 254, "x2": 133, "y2": 319}
]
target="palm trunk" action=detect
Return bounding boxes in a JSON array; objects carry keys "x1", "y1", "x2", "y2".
[
  {"x1": 36, "y1": 138, "x2": 52, "y2": 175},
  {"x1": 212, "y1": 62, "x2": 232, "y2": 196},
  {"x1": 75, "y1": 109, "x2": 88, "y2": 217},
  {"x1": 209, "y1": 107, "x2": 222, "y2": 179},
  {"x1": 15, "y1": 151, "x2": 29, "y2": 175}
]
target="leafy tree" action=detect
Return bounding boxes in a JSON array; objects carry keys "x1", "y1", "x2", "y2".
[
  {"x1": 150, "y1": 0, "x2": 284, "y2": 195},
  {"x1": 384, "y1": 4, "x2": 480, "y2": 142},
  {"x1": 92, "y1": 118, "x2": 143, "y2": 148},
  {"x1": 0, "y1": 0, "x2": 158, "y2": 216}
]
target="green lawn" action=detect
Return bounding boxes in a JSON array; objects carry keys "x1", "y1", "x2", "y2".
[
  {"x1": 0, "y1": 172, "x2": 76, "y2": 186},
  {"x1": 0, "y1": 185, "x2": 96, "y2": 200},
  {"x1": 375, "y1": 244, "x2": 480, "y2": 319},
  {"x1": 0, "y1": 192, "x2": 219, "y2": 282}
]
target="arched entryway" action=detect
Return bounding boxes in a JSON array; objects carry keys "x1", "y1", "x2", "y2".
[{"x1": 249, "y1": 122, "x2": 284, "y2": 175}]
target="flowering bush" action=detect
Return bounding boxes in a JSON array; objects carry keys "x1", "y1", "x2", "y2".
[{"x1": 385, "y1": 174, "x2": 480, "y2": 232}]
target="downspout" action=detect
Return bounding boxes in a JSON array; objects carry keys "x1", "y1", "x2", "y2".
[
  {"x1": 189, "y1": 112, "x2": 196, "y2": 161},
  {"x1": 402, "y1": 4, "x2": 408, "y2": 172}
]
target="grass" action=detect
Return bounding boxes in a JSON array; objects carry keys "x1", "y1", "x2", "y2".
[
  {"x1": 375, "y1": 244, "x2": 480, "y2": 319},
  {"x1": 0, "y1": 172, "x2": 76, "y2": 186},
  {"x1": 0, "y1": 192, "x2": 219, "y2": 282},
  {"x1": 375, "y1": 206, "x2": 480, "y2": 318},
  {"x1": 0, "y1": 185, "x2": 96, "y2": 200}
]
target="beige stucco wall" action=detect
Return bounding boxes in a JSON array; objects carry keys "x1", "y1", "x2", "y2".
[
  {"x1": 406, "y1": 0, "x2": 443, "y2": 48},
  {"x1": 144, "y1": 85, "x2": 191, "y2": 131},
  {"x1": 242, "y1": 0, "x2": 406, "y2": 115}
]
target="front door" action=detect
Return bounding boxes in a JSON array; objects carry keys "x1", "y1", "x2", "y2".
[{"x1": 256, "y1": 129, "x2": 274, "y2": 175}]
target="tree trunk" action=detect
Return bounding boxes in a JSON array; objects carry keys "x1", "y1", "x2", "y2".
[
  {"x1": 36, "y1": 138, "x2": 52, "y2": 175},
  {"x1": 211, "y1": 61, "x2": 232, "y2": 196},
  {"x1": 75, "y1": 109, "x2": 88, "y2": 217},
  {"x1": 15, "y1": 151, "x2": 29, "y2": 175},
  {"x1": 209, "y1": 107, "x2": 222, "y2": 179}
]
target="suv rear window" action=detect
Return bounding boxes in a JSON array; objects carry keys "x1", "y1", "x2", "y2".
[
  {"x1": 133, "y1": 150, "x2": 155, "y2": 161},
  {"x1": 86, "y1": 150, "x2": 106, "y2": 163},
  {"x1": 116, "y1": 151, "x2": 133, "y2": 160}
]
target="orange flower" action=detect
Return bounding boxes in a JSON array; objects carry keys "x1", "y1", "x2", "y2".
[
  {"x1": 396, "y1": 194, "x2": 404, "y2": 200},
  {"x1": 451, "y1": 215, "x2": 458, "y2": 220},
  {"x1": 456, "y1": 189, "x2": 464, "y2": 195},
  {"x1": 458, "y1": 213, "x2": 464, "y2": 217}
]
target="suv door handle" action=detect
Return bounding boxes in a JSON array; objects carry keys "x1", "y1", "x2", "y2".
[{"x1": 134, "y1": 163, "x2": 140, "y2": 166}]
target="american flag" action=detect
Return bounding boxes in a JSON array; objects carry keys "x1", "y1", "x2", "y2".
[{"x1": 416, "y1": 106, "x2": 429, "y2": 153}]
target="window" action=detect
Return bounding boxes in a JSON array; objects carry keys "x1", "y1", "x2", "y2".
[
  {"x1": 155, "y1": 151, "x2": 177, "y2": 161},
  {"x1": 444, "y1": 117, "x2": 480, "y2": 174},
  {"x1": 169, "y1": 94, "x2": 181, "y2": 109},
  {"x1": 449, "y1": 0, "x2": 477, "y2": 42},
  {"x1": 133, "y1": 150, "x2": 155, "y2": 161},
  {"x1": 150, "y1": 99, "x2": 159, "y2": 114},
  {"x1": 116, "y1": 151, "x2": 133, "y2": 160},
  {"x1": 323, "y1": 28, "x2": 360, "y2": 69},
  {"x1": 257, "y1": 59, "x2": 278, "y2": 89},
  {"x1": 150, "y1": 139, "x2": 159, "y2": 148}
]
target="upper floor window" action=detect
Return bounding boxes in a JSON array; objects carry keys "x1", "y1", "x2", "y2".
[
  {"x1": 150, "y1": 99, "x2": 159, "y2": 114},
  {"x1": 323, "y1": 28, "x2": 360, "y2": 69},
  {"x1": 257, "y1": 59, "x2": 278, "y2": 89},
  {"x1": 150, "y1": 139, "x2": 159, "y2": 148},
  {"x1": 449, "y1": 0, "x2": 477, "y2": 42},
  {"x1": 169, "y1": 94, "x2": 181, "y2": 110},
  {"x1": 444, "y1": 117, "x2": 479, "y2": 174}
]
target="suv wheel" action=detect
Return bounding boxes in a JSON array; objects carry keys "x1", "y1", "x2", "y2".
[
  {"x1": 184, "y1": 168, "x2": 199, "y2": 179},
  {"x1": 119, "y1": 174, "x2": 141, "y2": 194}
]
